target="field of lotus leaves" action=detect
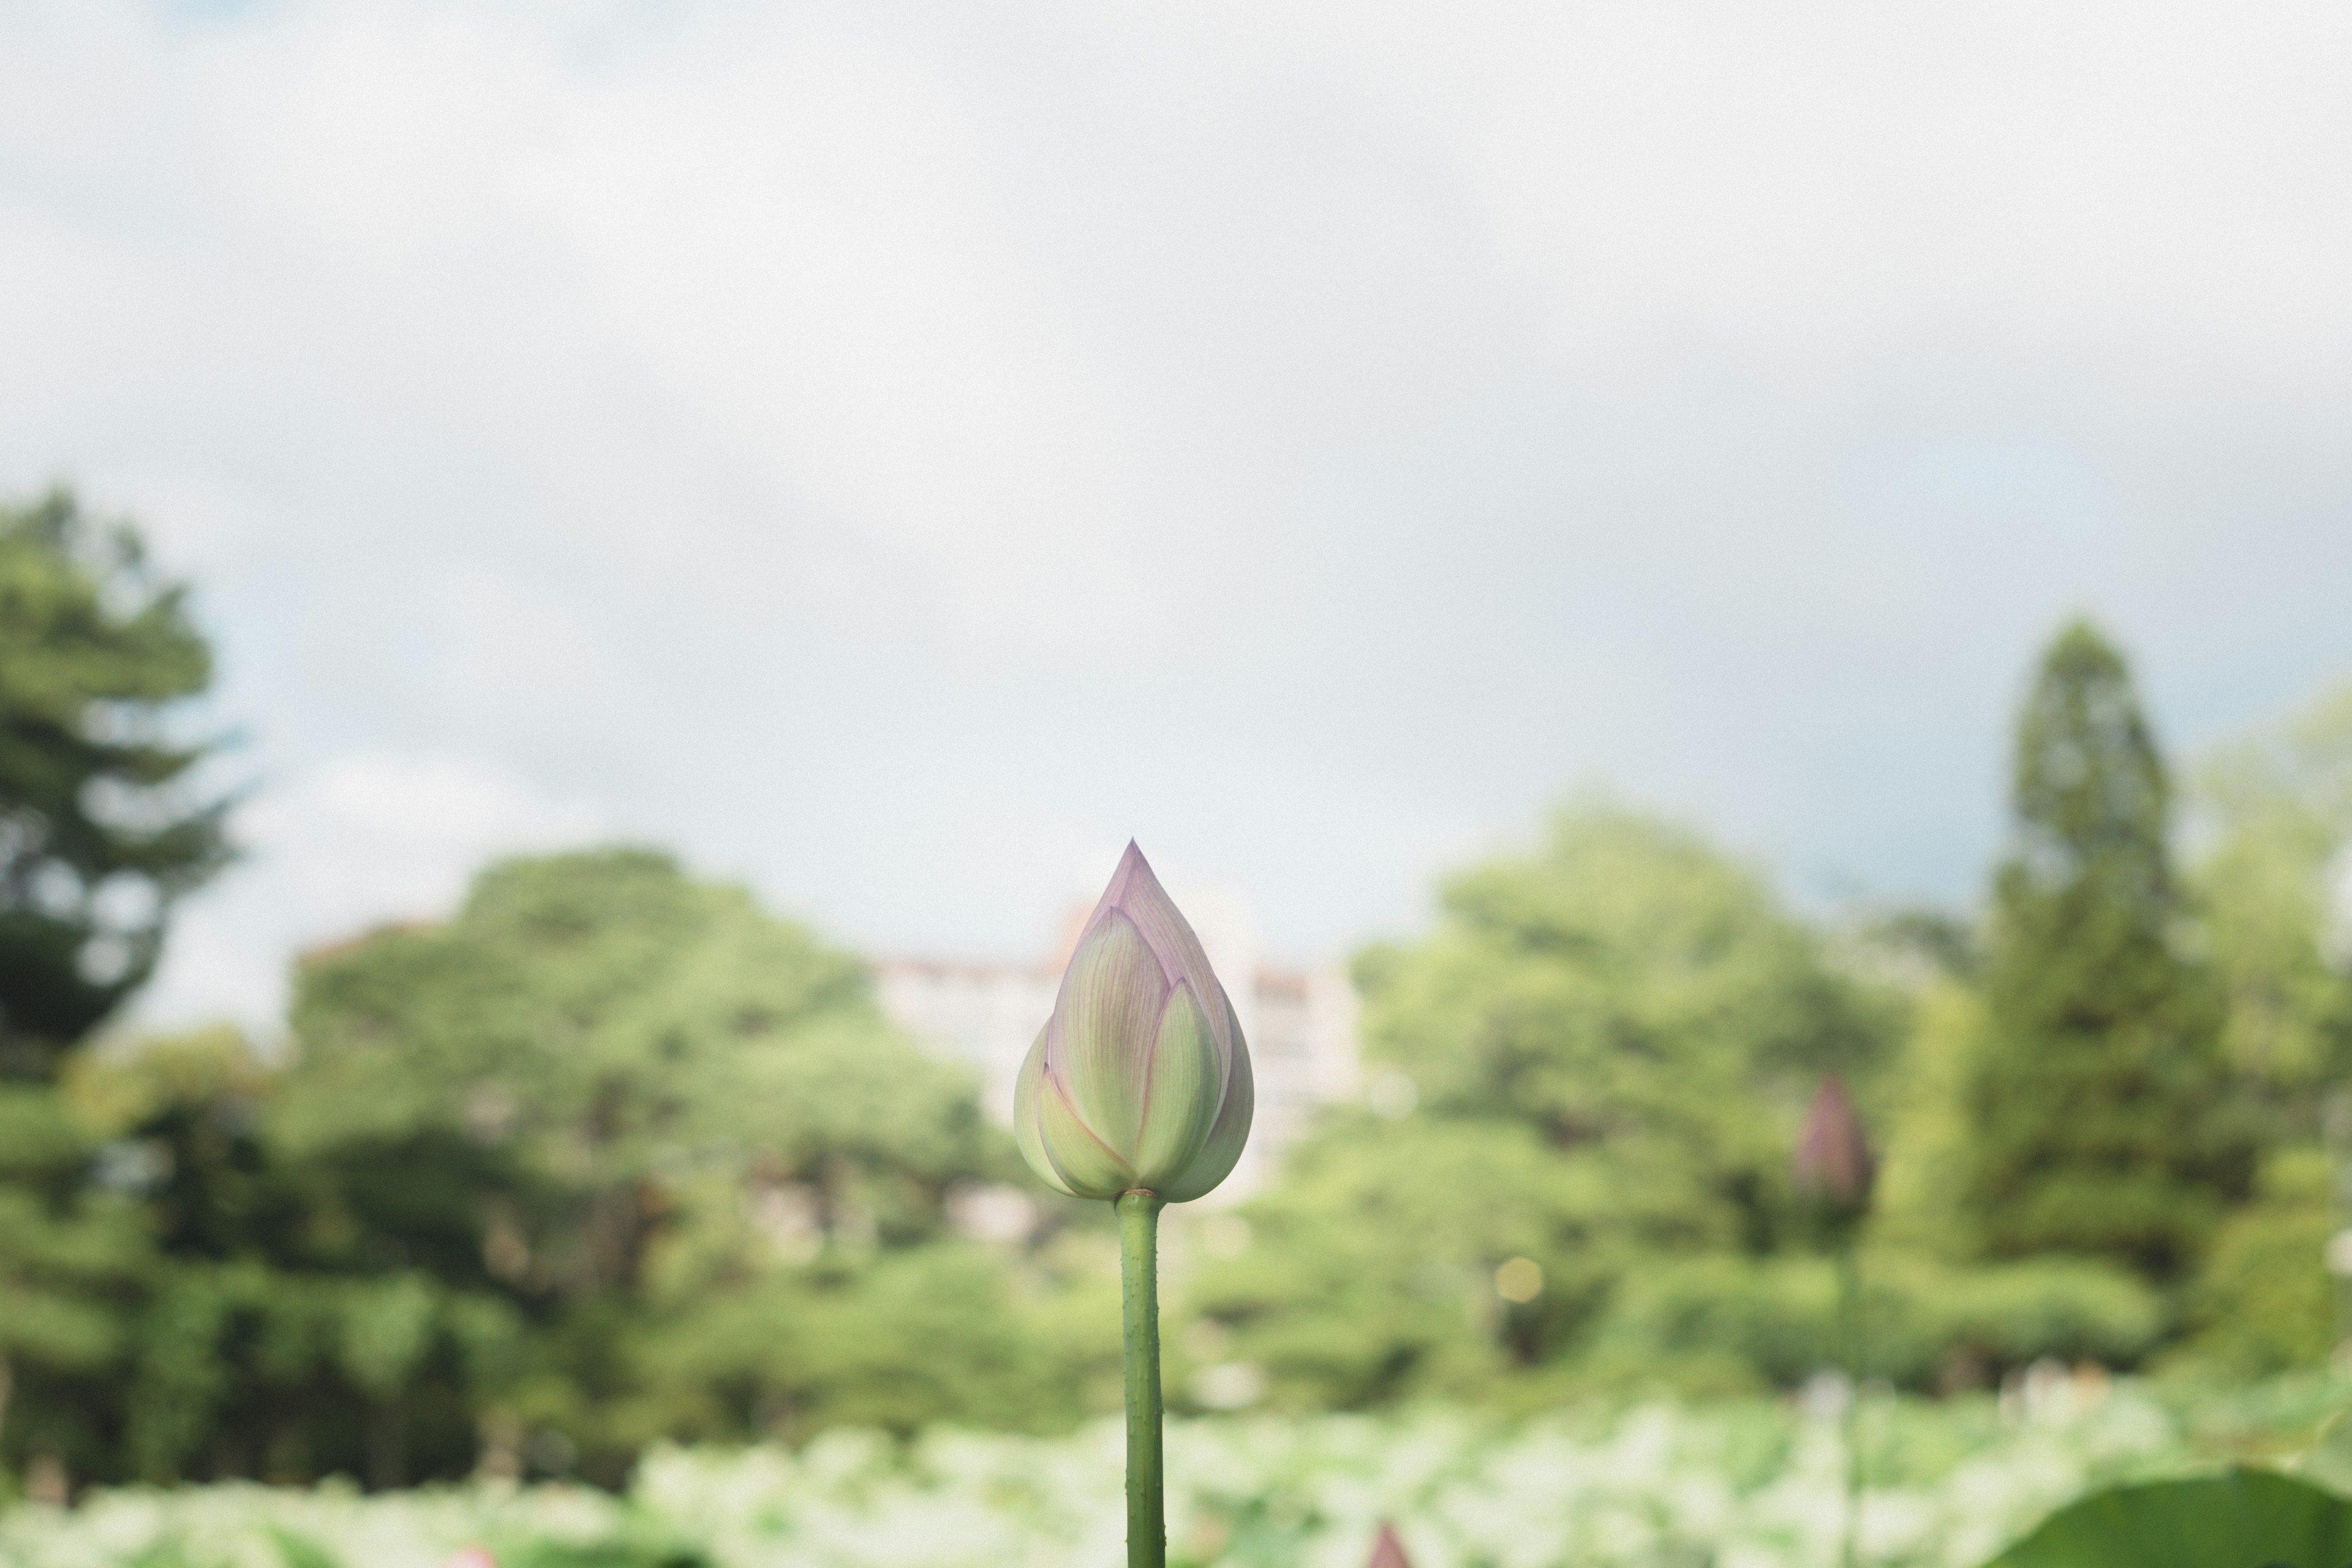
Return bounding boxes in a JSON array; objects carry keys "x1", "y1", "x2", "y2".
[{"x1": 4, "y1": 1374, "x2": 2347, "y2": 1568}]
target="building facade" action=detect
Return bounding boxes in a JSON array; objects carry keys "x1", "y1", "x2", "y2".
[{"x1": 870, "y1": 920, "x2": 1357, "y2": 1200}]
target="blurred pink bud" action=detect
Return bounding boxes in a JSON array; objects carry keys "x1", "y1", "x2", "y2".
[
  {"x1": 1366, "y1": 1520, "x2": 1412, "y2": 1568},
  {"x1": 1014, "y1": 842, "x2": 1254, "y2": 1203},
  {"x1": 1793, "y1": 1074, "x2": 1875, "y2": 1219},
  {"x1": 441, "y1": 1550, "x2": 496, "y2": 1568}
]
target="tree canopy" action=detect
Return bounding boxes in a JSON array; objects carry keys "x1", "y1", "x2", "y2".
[
  {"x1": 271, "y1": 848, "x2": 1042, "y2": 1479},
  {"x1": 1190, "y1": 805, "x2": 1904, "y2": 1405},
  {"x1": 2190, "y1": 681, "x2": 2352, "y2": 1106},
  {"x1": 14, "y1": 850, "x2": 1118, "y2": 1490}
]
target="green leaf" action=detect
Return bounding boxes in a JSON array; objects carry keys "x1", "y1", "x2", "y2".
[{"x1": 1981, "y1": 1469, "x2": 2352, "y2": 1568}]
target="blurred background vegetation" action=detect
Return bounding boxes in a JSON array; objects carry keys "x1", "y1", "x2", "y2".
[{"x1": 6, "y1": 488, "x2": 2352, "y2": 1497}]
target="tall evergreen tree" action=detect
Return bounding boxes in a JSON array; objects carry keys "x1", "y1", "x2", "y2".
[
  {"x1": 1963, "y1": 619, "x2": 2249, "y2": 1279},
  {"x1": 0, "y1": 489, "x2": 228, "y2": 1492},
  {"x1": 0, "y1": 489, "x2": 230, "y2": 1075}
]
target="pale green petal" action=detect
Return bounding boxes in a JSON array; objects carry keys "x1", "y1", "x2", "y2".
[
  {"x1": 1035, "y1": 1065, "x2": 1135, "y2": 1199},
  {"x1": 1013, "y1": 1030, "x2": 1077, "y2": 1197},
  {"x1": 1161, "y1": 992, "x2": 1254, "y2": 1203},
  {"x1": 1131, "y1": 981, "x2": 1223, "y2": 1189},
  {"x1": 1046, "y1": 907, "x2": 1169, "y2": 1159}
]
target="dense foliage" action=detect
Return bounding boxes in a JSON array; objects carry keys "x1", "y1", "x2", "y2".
[
  {"x1": 36, "y1": 851, "x2": 1126, "y2": 1490},
  {"x1": 1186, "y1": 807, "x2": 1904, "y2": 1406}
]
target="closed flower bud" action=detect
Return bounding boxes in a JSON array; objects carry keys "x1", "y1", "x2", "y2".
[
  {"x1": 1793, "y1": 1074, "x2": 1876, "y2": 1221},
  {"x1": 1366, "y1": 1522, "x2": 1412, "y2": 1568},
  {"x1": 1015, "y1": 842, "x2": 1254, "y2": 1203}
]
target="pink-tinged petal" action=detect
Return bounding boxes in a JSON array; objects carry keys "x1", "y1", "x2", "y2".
[
  {"x1": 1044, "y1": 905, "x2": 1170, "y2": 1159},
  {"x1": 1090, "y1": 843, "x2": 1235, "y2": 1073},
  {"x1": 1131, "y1": 981, "x2": 1224, "y2": 1190},
  {"x1": 1014, "y1": 1031, "x2": 1078, "y2": 1198},
  {"x1": 1159, "y1": 987, "x2": 1254, "y2": 1202}
]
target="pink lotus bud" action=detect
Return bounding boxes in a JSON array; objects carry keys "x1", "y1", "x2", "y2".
[
  {"x1": 1366, "y1": 1521, "x2": 1412, "y2": 1568},
  {"x1": 1793, "y1": 1074, "x2": 1875, "y2": 1219},
  {"x1": 1014, "y1": 843, "x2": 1254, "y2": 1202},
  {"x1": 441, "y1": 1550, "x2": 497, "y2": 1568}
]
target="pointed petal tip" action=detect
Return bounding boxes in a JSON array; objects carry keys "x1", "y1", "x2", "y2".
[{"x1": 1108, "y1": 839, "x2": 1158, "y2": 896}]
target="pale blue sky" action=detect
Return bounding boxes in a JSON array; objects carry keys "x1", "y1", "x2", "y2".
[{"x1": 4, "y1": 2, "x2": 2350, "y2": 1028}]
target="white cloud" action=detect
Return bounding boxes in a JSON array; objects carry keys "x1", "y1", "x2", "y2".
[
  {"x1": 6, "y1": 0, "x2": 2352, "y2": 1017},
  {"x1": 135, "y1": 751, "x2": 606, "y2": 1031},
  {"x1": 439, "y1": 569, "x2": 612, "y2": 709}
]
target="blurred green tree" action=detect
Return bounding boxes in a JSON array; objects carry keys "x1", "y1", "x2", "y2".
[
  {"x1": 1962, "y1": 620, "x2": 2252, "y2": 1280},
  {"x1": 13, "y1": 848, "x2": 1106, "y2": 1488},
  {"x1": 0, "y1": 1081, "x2": 146, "y2": 1488},
  {"x1": 0, "y1": 489, "x2": 230, "y2": 1074},
  {"x1": 62, "y1": 1028, "x2": 519, "y2": 1488},
  {"x1": 2188, "y1": 681, "x2": 2352, "y2": 1118},
  {"x1": 1191, "y1": 805, "x2": 1901, "y2": 1405},
  {"x1": 0, "y1": 489, "x2": 228, "y2": 1494},
  {"x1": 276, "y1": 848, "x2": 1037, "y2": 1479},
  {"x1": 2165, "y1": 1146, "x2": 2335, "y2": 1376},
  {"x1": 2158, "y1": 682, "x2": 2352, "y2": 1376}
]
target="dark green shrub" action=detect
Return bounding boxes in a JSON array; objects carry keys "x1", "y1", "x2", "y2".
[{"x1": 1585, "y1": 1251, "x2": 2165, "y2": 1391}]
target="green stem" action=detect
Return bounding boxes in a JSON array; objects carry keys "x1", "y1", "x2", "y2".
[
  {"x1": 1836, "y1": 1238, "x2": 1863, "y2": 1568},
  {"x1": 1118, "y1": 1189, "x2": 1166, "y2": 1568}
]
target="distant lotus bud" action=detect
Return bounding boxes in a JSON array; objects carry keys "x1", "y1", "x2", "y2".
[
  {"x1": 1793, "y1": 1074, "x2": 1876, "y2": 1221},
  {"x1": 1366, "y1": 1521, "x2": 1412, "y2": 1568},
  {"x1": 1014, "y1": 842, "x2": 1254, "y2": 1202}
]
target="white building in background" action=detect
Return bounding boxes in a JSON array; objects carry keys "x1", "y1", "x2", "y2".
[{"x1": 870, "y1": 895, "x2": 1358, "y2": 1200}]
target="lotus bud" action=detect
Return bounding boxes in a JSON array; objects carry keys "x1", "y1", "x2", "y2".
[
  {"x1": 1366, "y1": 1521, "x2": 1412, "y2": 1568},
  {"x1": 1793, "y1": 1074, "x2": 1876, "y2": 1223},
  {"x1": 1014, "y1": 842, "x2": 1254, "y2": 1202}
]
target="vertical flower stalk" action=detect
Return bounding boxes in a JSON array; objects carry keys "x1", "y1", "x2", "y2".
[
  {"x1": 1795, "y1": 1074, "x2": 1877, "y2": 1568},
  {"x1": 1118, "y1": 1190, "x2": 1164, "y2": 1565},
  {"x1": 1834, "y1": 1241, "x2": 1864, "y2": 1568},
  {"x1": 1014, "y1": 843, "x2": 1254, "y2": 1568}
]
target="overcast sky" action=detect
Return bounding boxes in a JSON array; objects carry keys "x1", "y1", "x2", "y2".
[{"x1": 6, "y1": 1, "x2": 2350, "y2": 1031}]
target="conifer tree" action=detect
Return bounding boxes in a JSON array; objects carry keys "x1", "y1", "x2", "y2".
[
  {"x1": 1962, "y1": 619, "x2": 2249, "y2": 1279},
  {"x1": 0, "y1": 489, "x2": 227, "y2": 1488},
  {"x1": 0, "y1": 489, "x2": 228, "y2": 1076}
]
